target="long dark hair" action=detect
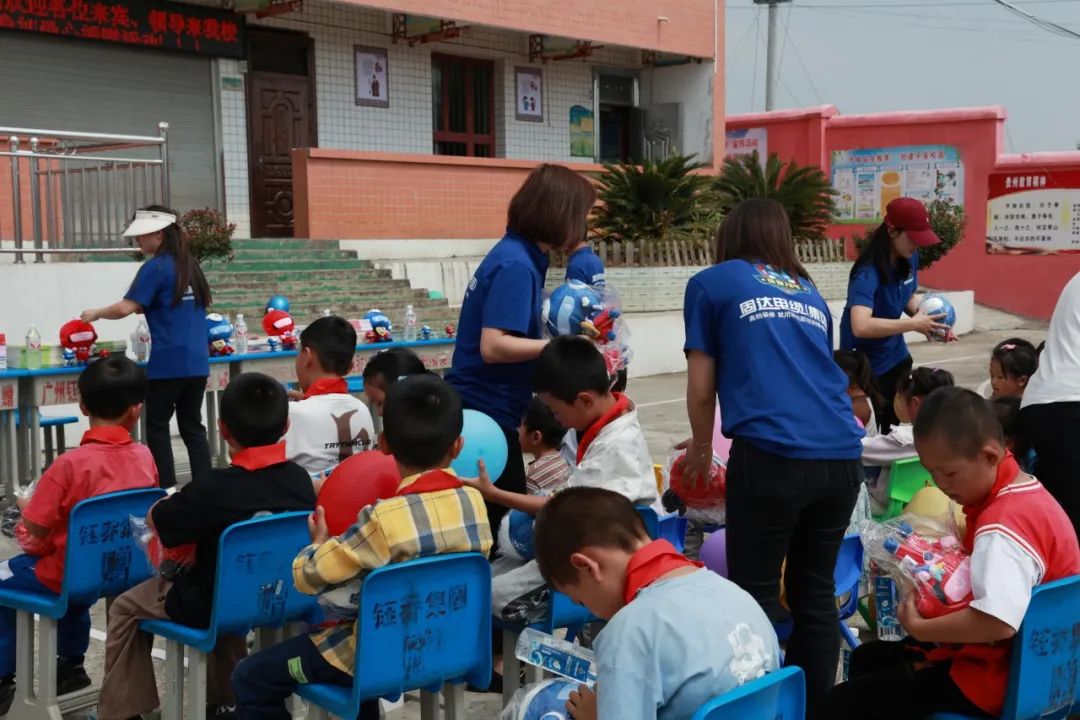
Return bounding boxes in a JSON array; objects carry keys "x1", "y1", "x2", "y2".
[
  {"x1": 897, "y1": 366, "x2": 955, "y2": 400},
  {"x1": 715, "y1": 198, "x2": 811, "y2": 281},
  {"x1": 834, "y1": 349, "x2": 883, "y2": 406},
  {"x1": 851, "y1": 223, "x2": 909, "y2": 285},
  {"x1": 143, "y1": 205, "x2": 212, "y2": 308}
]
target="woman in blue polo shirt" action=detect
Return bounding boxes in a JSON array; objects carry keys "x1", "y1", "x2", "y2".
[
  {"x1": 81, "y1": 206, "x2": 212, "y2": 489},
  {"x1": 447, "y1": 165, "x2": 596, "y2": 537},
  {"x1": 682, "y1": 198, "x2": 863, "y2": 719},
  {"x1": 565, "y1": 239, "x2": 606, "y2": 287},
  {"x1": 839, "y1": 197, "x2": 945, "y2": 432}
]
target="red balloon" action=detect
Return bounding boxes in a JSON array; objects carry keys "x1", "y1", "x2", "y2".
[
  {"x1": 670, "y1": 453, "x2": 726, "y2": 509},
  {"x1": 317, "y1": 451, "x2": 401, "y2": 536}
]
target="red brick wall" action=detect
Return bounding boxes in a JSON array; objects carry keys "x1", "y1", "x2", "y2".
[
  {"x1": 350, "y1": 0, "x2": 718, "y2": 58},
  {"x1": 293, "y1": 149, "x2": 604, "y2": 240}
]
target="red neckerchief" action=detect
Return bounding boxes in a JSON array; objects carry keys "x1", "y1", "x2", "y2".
[
  {"x1": 623, "y1": 539, "x2": 703, "y2": 605},
  {"x1": 81, "y1": 426, "x2": 133, "y2": 446},
  {"x1": 303, "y1": 377, "x2": 348, "y2": 399},
  {"x1": 231, "y1": 442, "x2": 287, "y2": 471},
  {"x1": 396, "y1": 468, "x2": 463, "y2": 496},
  {"x1": 962, "y1": 452, "x2": 1021, "y2": 551},
  {"x1": 577, "y1": 393, "x2": 631, "y2": 464}
]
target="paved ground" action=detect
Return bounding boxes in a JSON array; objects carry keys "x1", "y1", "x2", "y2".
[{"x1": 3, "y1": 310, "x2": 1048, "y2": 719}]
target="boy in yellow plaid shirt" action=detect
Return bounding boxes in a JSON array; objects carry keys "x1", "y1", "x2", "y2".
[{"x1": 231, "y1": 374, "x2": 493, "y2": 719}]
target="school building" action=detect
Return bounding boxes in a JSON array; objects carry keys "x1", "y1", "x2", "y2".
[{"x1": 0, "y1": 0, "x2": 724, "y2": 241}]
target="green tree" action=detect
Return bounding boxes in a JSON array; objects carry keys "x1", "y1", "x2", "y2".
[
  {"x1": 712, "y1": 150, "x2": 837, "y2": 242},
  {"x1": 180, "y1": 208, "x2": 235, "y2": 264},
  {"x1": 919, "y1": 196, "x2": 966, "y2": 271},
  {"x1": 591, "y1": 155, "x2": 713, "y2": 243}
]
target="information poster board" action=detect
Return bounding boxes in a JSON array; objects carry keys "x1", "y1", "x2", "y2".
[
  {"x1": 831, "y1": 145, "x2": 963, "y2": 224},
  {"x1": 986, "y1": 169, "x2": 1080, "y2": 255}
]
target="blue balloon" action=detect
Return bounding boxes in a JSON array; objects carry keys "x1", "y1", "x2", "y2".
[
  {"x1": 450, "y1": 409, "x2": 508, "y2": 481},
  {"x1": 266, "y1": 295, "x2": 291, "y2": 314},
  {"x1": 507, "y1": 510, "x2": 535, "y2": 561},
  {"x1": 513, "y1": 679, "x2": 576, "y2": 720}
]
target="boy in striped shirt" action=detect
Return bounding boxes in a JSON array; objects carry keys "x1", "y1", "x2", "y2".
[
  {"x1": 520, "y1": 396, "x2": 572, "y2": 496},
  {"x1": 231, "y1": 375, "x2": 492, "y2": 720}
]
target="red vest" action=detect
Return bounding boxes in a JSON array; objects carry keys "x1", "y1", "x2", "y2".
[{"x1": 950, "y1": 477, "x2": 1080, "y2": 716}]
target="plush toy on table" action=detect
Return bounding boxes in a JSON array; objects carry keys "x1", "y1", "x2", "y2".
[
  {"x1": 363, "y1": 309, "x2": 393, "y2": 343},
  {"x1": 206, "y1": 313, "x2": 234, "y2": 357},
  {"x1": 59, "y1": 318, "x2": 102, "y2": 367},
  {"x1": 262, "y1": 309, "x2": 298, "y2": 351},
  {"x1": 865, "y1": 518, "x2": 973, "y2": 618},
  {"x1": 420, "y1": 325, "x2": 433, "y2": 341},
  {"x1": 444, "y1": 324, "x2": 455, "y2": 338}
]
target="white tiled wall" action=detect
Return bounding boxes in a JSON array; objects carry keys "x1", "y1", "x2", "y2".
[{"x1": 213, "y1": 0, "x2": 644, "y2": 237}]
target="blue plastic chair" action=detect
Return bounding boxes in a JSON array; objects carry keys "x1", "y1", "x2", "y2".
[
  {"x1": 0, "y1": 487, "x2": 165, "y2": 720},
  {"x1": 929, "y1": 574, "x2": 1080, "y2": 720},
  {"x1": 691, "y1": 666, "x2": 806, "y2": 719},
  {"x1": 139, "y1": 511, "x2": 321, "y2": 720},
  {"x1": 298, "y1": 553, "x2": 491, "y2": 720},
  {"x1": 636, "y1": 506, "x2": 690, "y2": 553}
]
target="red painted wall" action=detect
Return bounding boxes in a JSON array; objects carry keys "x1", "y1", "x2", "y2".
[{"x1": 726, "y1": 105, "x2": 1080, "y2": 319}]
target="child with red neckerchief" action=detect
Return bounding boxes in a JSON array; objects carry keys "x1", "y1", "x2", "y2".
[
  {"x1": 284, "y1": 316, "x2": 375, "y2": 480},
  {"x1": 826, "y1": 387, "x2": 1080, "y2": 720},
  {"x1": 464, "y1": 336, "x2": 658, "y2": 628},
  {"x1": 530, "y1": 487, "x2": 779, "y2": 720}
]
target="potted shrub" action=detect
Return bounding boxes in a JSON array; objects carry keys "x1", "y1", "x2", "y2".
[{"x1": 180, "y1": 208, "x2": 236, "y2": 264}]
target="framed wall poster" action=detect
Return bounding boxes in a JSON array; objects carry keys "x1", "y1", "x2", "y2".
[
  {"x1": 515, "y1": 67, "x2": 543, "y2": 122},
  {"x1": 355, "y1": 46, "x2": 389, "y2": 108}
]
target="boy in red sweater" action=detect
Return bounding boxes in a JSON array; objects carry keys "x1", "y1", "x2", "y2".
[
  {"x1": 0, "y1": 356, "x2": 158, "y2": 714},
  {"x1": 826, "y1": 387, "x2": 1080, "y2": 719}
]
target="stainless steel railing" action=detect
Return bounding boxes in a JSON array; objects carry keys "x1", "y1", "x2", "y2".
[{"x1": 0, "y1": 122, "x2": 170, "y2": 263}]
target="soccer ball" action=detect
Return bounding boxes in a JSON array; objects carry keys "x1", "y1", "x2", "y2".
[{"x1": 918, "y1": 294, "x2": 956, "y2": 342}]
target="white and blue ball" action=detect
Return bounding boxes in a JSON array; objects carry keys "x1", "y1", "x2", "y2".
[
  {"x1": 918, "y1": 294, "x2": 956, "y2": 342},
  {"x1": 543, "y1": 281, "x2": 602, "y2": 337},
  {"x1": 511, "y1": 679, "x2": 577, "y2": 720}
]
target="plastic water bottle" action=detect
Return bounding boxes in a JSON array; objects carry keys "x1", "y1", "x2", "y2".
[
  {"x1": 0, "y1": 333, "x2": 7, "y2": 371},
  {"x1": 235, "y1": 314, "x2": 249, "y2": 355},
  {"x1": 515, "y1": 628, "x2": 598, "y2": 686},
  {"x1": 403, "y1": 304, "x2": 418, "y2": 341},
  {"x1": 322, "y1": 308, "x2": 331, "y2": 318},
  {"x1": 873, "y1": 570, "x2": 905, "y2": 641},
  {"x1": 25, "y1": 324, "x2": 41, "y2": 370},
  {"x1": 132, "y1": 318, "x2": 151, "y2": 362}
]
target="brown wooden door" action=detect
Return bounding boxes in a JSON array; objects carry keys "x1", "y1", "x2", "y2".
[{"x1": 247, "y1": 72, "x2": 311, "y2": 237}]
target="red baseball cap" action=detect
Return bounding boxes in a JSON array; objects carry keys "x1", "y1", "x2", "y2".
[{"x1": 884, "y1": 197, "x2": 940, "y2": 247}]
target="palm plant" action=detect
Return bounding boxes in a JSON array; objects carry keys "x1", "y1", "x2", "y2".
[
  {"x1": 591, "y1": 155, "x2": 713, "y2": 243},
  {"x1": 712, "y1": 150, "x2": 837, "y2": 242}
]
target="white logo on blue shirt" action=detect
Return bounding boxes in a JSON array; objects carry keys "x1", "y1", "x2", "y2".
[{"x1": 751, "y1": 264, "x2": 812, "y2": 295}]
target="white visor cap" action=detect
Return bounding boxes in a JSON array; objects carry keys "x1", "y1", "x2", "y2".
[{"x1": 122, "y1": 210, "x2": 177, "y2": 238}]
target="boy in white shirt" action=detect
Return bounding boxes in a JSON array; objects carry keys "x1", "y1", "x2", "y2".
[
  {"x1": 465, "y1": 336, "x2": 657, "y2": 624},
  {"x1": 284, "y1": 316, "x2": 375, "y2": 477}
]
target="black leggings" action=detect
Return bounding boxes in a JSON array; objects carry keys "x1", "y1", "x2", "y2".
[
  {"x1": 725, "y1": 439, "x2": 861, "y2": 720},
  {"x1": 145, "y1": 376, "x2": 212, "y2": 489},
  {"x1": 823, "y1": 640, "x2": 991, "y2": 719},
  {"x1": 873, "y1": 355, "x2": 913, "y2": 434},
  {"x1": 1021, "y1": 401, "x2": 1080, "y2": 537}
]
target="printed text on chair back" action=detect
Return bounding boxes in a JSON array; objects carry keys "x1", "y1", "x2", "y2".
[
  {"x1": 64, "y1": 488, "x2": 167, "y2": 606},
  {"x1": 353, "y1": 553, "x2": 492, "y2": 702},
  {"x1": 211, "y1": 511, "x2": 320, "y2": 634},
  {"x1": 690, "y1": 666, "x2": 806, "y2": 720},
  {"x1": 1004, "y1": 575, "x2": 1080, "y2": 719}
]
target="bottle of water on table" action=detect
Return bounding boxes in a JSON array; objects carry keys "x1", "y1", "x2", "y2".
[
  {"x1": 403, "y1": 304, "x2": 418, "y2": 341},
  {"x1": 515, "y1": 627, "x2": 597, "y2": 686},
  {"x1": 25, "y1": 324, "x2": 42, "y2": 370},
  {"x1": 235, "y1": 314, "x2": 249, "y2": 355}
]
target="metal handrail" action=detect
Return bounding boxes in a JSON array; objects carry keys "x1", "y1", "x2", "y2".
[
  {"x1": 3, "y1": 122, "x2": 170, "y2": 263},
  {"x1": 0, "y1": 248, "x2": 133, "y2": 255}
]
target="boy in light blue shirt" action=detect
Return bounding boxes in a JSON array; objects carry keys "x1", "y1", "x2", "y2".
[{"x1": 533, "y1": 487, "x2": 780, "y2": 720}]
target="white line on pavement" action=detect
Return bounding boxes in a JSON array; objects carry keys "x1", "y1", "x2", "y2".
[{"x1": 636, "y1": 397, "x2": 686, "y2": 409}]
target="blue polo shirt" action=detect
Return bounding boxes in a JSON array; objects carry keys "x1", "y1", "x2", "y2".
[
  {"x1": 684, "y1": 259, "x2": 863, "y2": 460},
  {"x1": 566, "y1": 246, "x2": 606, "y2": 286},
  {"x1": 838, "y1": 254, "x2": 919, "y2": 376},
  {"x1": 447, "y1": 233, "x2": 548, "y2": 431},
  {"x1": 125, "y1": 254, "x2": 209, "y2": 380}
]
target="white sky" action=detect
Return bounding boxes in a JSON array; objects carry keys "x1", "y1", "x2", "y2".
[{"x1": 723, "y1": 0, "x2": 1080, "y2": 152}]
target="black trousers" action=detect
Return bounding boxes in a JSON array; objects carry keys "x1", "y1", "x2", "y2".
[
  {"x1": 725, "y1": 439, "x2": 860, "y2": 720},
  {"x1": 823, "y1": 640, "x2": 991, "y2": 719},
  {"x1": 232, "y1": 634, "x2": 379, "y2": 720},
  {"x1": 873, "y1": 355, "x2": 913, "y2": 434},
  {"x1": 1021, "y1": 401, "x2": 1080, "y2": 537},
  {"x1": 145, "y1": 376, "x2": 212, "y2": 489}
]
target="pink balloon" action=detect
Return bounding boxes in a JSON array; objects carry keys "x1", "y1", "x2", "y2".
[
  {"x1": 700, "y1": 528, "x2": 728, "y2": 578},
  {"x1": 712, "y1": 402, "x2": 733, "y2": 461}
]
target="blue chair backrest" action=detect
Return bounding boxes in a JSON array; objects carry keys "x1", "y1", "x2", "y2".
[
  {"x1": 1001, "y1": 574, "x2": 1080, "y2": 719},
  {"x1": 63, "y1": 488, "x2": 167, "y2": 608},
  {"x1": 636, "y1": 506, "x2": 689, "y2": 552},
  {"x1": 352, "y1": 553, "x2": 491, "y2": 701},
  {"x1": 209, "y1": 511, "x2": 321, "y2": 635},
  {"x1": 834, "y1": 534, "x2": 863, "y2": 618},
  {"x1": 691, "y1": 666, "x2": 806, "y2": 720}
]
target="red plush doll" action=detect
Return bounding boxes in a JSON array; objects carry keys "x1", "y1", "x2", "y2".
[
  {"x1": 59, "y1": 318, "x2": 99, "y2": 366},
  {"x1": 262, "y1": 309, "x2": 298, "y2": 350}
]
